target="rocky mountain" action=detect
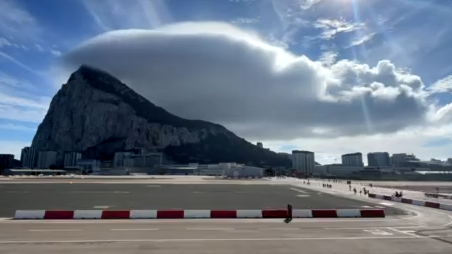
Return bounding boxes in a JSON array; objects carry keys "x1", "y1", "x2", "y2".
[{"x1": 32, "y1": 65, "x2": 291, "y2": 167}]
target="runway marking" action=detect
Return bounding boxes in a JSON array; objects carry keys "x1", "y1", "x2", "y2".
[
  {"x1": 110, "y1": 228, "x2": 159, "y2": 231},
  {"x1": 290, "y1": 188, "x2": 307, "y2": 194},
  {"x1": 0, "y1": 236, "x2": 423, "y2": 244},
  {"x1": 185, "y1": 227, "x2": 232, "y2": 231},
  {"x1": 28, "y1": 229, "x2": 82, "y2": 232},
  {"x1": 93, "y1": 206, "x2": 110, "y2": 209},
  {"x1": 363, "y1": 229, "x2": 393, "y2": 236},
  {"x1": 387, "y1": 227, "x2": 421, "y2": 238}
]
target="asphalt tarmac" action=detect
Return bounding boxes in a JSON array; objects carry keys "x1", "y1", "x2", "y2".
[
  {"x1": 0, "y1": 183, "x2": 405, "y2": 217},
  {"x1": 1, "y1": 216, "x2": 452, "y2": 254}
]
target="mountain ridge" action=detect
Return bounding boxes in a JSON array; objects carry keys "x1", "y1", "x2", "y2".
[{"x1": 32, "y1": 65, "x2": 291, "y2": 167}]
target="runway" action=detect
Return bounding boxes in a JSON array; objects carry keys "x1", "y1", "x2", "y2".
[
  {"x1": 0, "y1": 182, "x2": 405, "y2": 217},
  {"x1": 2, "y1": 178, "x2": 452, "y2": 253},
  {"x1": 1, "y1": 216, "x2": 452, "y2": 253}
]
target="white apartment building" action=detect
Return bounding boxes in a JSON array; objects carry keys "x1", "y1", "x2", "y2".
[
  {"x1": 63, "y1": 152, "x2": 82, "y2": 167},
  {"x1": 292, "y1": 150, "x2": 315, "y2": 175},
  {"x1": 341, "y1": 153, "x2": 364, "y2": 166},
  {"x1": 37, "y1": 151, "x2": 57, "y2": 169}
]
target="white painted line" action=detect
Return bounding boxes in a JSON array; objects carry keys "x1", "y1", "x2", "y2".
[
  {"x1": 0, "y1": 236, "x2": 423, "y2": 244},
  {"x1": 290, "y1": 188, "x2": 307, "y2": 194},
  {"x1": 361, "y1": 206, "x2": 372, "y2": 208},
  {"x1": 297, "y1": 195, "x2": 310, "y2": 197},
  {"x1": 387, "y1": 227, "x2": 420, "y2": 238},
  {"x1": 379, "y1": 202, "x2": 394, "y2": 206},
  {"x1": 110, "y1": 228, "x2": 159, "y2": 231},
  {"x1": 363, "y1": 229, "x2": 393, "y2": 236},
  {"x1": 93, "y1": 206, "x2": 110, "y2": 209},
  {"x1": 28, "y1": 229, "x2": 82, "y2": 232},
  {"x1": 185, "y1": 228, "x2": 232, "y2": 231}
]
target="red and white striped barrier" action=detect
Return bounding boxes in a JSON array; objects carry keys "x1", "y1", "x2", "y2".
[
  {"x1": 14, "y1": 209, "x2": 385, "y2": 219},
  {"x1": 368, "y1": 193, "x2": 452, "y2": 211}
]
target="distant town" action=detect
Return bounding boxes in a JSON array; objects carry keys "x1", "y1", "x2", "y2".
[{"x1": 1, "y1": 142, "x2": 452, "y2": 180}]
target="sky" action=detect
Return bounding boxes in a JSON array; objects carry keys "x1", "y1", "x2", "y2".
[{"x1": 0, "y1": 0, "x2": 452, "y2": 165}]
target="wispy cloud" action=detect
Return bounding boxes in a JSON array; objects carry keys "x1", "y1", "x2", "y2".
[
  {"x1": 0, "y1": 72, "x2": 50, "y2": 123},
  {"x1": 0, "y1": 122, "x2": 36, "y2": 131},
  {"x1": 0, "y1": 50, "x2": 41, "y2": 75},
  {"x1": 314, "y1": 19, "x2": 365, "y2": 40},
  {"x1": 82, "y1": 0, "x2": 172, "y2": 31},
  {"x1": 231, "y1": 18, "x2": 260, "y2": 24},
  {"x1": 299, "y1": 0, "x2": 324, "y2": 10},
  {"x1": 0, "y1": 0, "x2": 42, "y2": 41},
  {"x1": 348, "y1": 32, "x2": 376, "y2": 48},
  {"x1": 428, "y1": 75, "x2": 452, "y2": 94},
  {"x1": 318, "y1": 50, "x2": 338, "y2": 66}
]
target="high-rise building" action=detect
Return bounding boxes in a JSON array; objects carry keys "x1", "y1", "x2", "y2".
[
  {"x1": 256, "y1": 142, "x2": 263, "y2": 148},
  {"x1": 21, "y1": 147, "x2": 38, "y2": 168},
  {"x1": 341, "y1": 153, "x2": 363, "y2": 166},
  {"x1": 292, "y1": 150, "x2": 315, "y2": 175},
  {"x1": 367, "y1": 152, "x2": 390, "y2": 167},
  {"x1": 37, "y1": 151, "x2": 57, "y2": 169},
  {"x1": 63, "y1": 152, "x2": 82, "y2": 167}
]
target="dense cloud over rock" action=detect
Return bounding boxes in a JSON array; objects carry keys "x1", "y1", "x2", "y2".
[{"x1": 60, "y1": 22, "x2": 444, "y2": 140}]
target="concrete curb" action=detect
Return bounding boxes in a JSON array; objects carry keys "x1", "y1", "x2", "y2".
[
  {"x1": 368, "y1": 193, "x2": 452, "y2": 211},
  {"x1": 14, "y1": 209, "x2": 385, "y2": 219}
]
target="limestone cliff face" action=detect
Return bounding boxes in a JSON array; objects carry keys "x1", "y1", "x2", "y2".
[{"x1": 32, "y1": 65, "x2": 290, "y2": 166}]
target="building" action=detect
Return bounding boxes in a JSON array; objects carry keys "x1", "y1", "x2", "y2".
[
  {"x1": 77, "y1": 159, "x2": 101, "y2": 172},
  {"x1": 314, "y1": 164, "x2": 363, "y2": 176},
  {"x1": 122, "y1": 153, "x2": 163, "y2": 168},
  {"x1": 0, "y1": 154, "x2": 14, "y2": 174},
  {"x1": 292, "y1": 150, "x2": 315, "y2": 175},
  {"x1": 223, "y1": 165, "x2": 263, "y2": 178},
  {"x1": 21, "y1": 146, "x2": 38, "y2": 168},
  {"x1": 63, "y1": 152, "x2": 82, "y2": 167},
  {"x1": 37, "y1": 151, "x2": 57, "y2": 168},
  {"x1": 341, "y1": 153, "x2": 363, "y2": 166},
  {"x1": 256, "y1": 142, "x2": 263, "y2": 148},
  {"x1": 113, "y1": 152, "x2": 132, "y2": 168},
  {"x1": 367, "y1": 152, "x2": 390, "y2": 167}
]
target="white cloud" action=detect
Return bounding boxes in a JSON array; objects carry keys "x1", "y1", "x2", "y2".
[
  {"x1": 348, "y1": 32, "x2": 376, "y2": 48},
  {"x1": 50, "y1": 49, "x2": 61, "y2": 56},
  {"x1": 81, "y1": 0, "x2": 172, "y2": 31},
  {"x1": 314, "y1": 19, "x2": 365, "y2": 40},
  {"x1": 263, "y1": 125, "x2": 452, "y2": 164},
  {"x1": 428, "y1": 75, "x2": 452, "y2": 94},
  {"x1": 60, "y1": 22, "x2": 452, "y2": 145},
  {"x1": 318, "y1": 50, "x2": 338, "y2": 66}
]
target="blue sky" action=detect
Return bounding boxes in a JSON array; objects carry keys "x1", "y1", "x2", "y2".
[{"x1": 1, "y1": 0, "x2": 452, "y2": 163}]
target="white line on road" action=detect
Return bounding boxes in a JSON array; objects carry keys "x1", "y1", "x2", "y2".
[
  {"x1": 290, "y1": 188, "x2": 307, "y2": 194},
  {"x1": 28, "y1": 229, "x2": 83, "y2": 232},
  {"x1": 110, "y1": 228, "x2": 159, "y2": 231},
  {"x1": 387, "y1": 227, "x2": 421, "y2": 238},
  {"x1": 297, "y1": 195, "x2": 310, "y2": 197},
  {"x1": 0, "y1": 236, "x2": 423, "y2": 244},
  {"x1": 185, "y1": 228, "x2": 232, "y2": 231}
]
